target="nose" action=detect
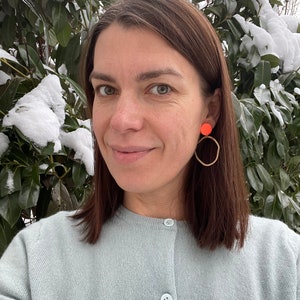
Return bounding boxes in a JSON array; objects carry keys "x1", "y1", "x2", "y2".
[{"x1": 110, "y1": 92, "x2": 144, "y2": 133}]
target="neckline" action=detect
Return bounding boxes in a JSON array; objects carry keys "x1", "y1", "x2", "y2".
[{"x1": 116, "y1": 205, "x2": 186, "y2": 227}]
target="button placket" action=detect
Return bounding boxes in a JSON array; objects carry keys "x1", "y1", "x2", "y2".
[{"x1": 161, "y1": 219, "x2": 176, "y2": 300}]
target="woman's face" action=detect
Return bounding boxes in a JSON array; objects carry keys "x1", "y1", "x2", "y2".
[{"x1": 91, "y1": 23, "x2": 219, "y2": 202}]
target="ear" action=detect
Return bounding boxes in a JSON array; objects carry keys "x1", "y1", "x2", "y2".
[{"x1": 204, "y1": 88, "x2": 221, "y2": 128}]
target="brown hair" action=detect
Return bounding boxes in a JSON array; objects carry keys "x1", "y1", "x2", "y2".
[{"x1": 73, "y1": 0, "x2": 249, "y2": 249}]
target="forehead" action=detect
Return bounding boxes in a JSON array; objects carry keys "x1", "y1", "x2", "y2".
[
  {"x1": 92, "y1": 24, "x2": 198, "y2": 77},
  {"x1": 94, "y1": 23, "x2": 174, "y2": 57}
]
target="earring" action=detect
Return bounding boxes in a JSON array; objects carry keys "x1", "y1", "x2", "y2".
[{"x1": 194, "y1": 123, "x2": 220, "y2": 167}]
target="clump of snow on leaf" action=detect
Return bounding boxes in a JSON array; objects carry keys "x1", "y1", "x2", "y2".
[
  {"x1": 234, "y1": 0, "x2": 300, "y2": 73},
  {"x1": 0, "y1": 70, "x2": 10, "y2": 85},
  {"x1": 3, "y1": 74, "x2": 65, "y2": 152},
  {"x1": 6, "y1": 169, "x2": 14, "y2": 194},
  {"x1": 2, "y1": 74, "x2": 94, "y2": 176},
  {"x1": 0, "y1": 49, "x2": 19, "y2": 63},
  {"x1": 61, "y1": 126, "x2": 94, "y2": 176}
]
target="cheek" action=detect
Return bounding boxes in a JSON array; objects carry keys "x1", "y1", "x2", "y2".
[{"x1": 164, "y1": 112, "x2": 199, "y2": 152}]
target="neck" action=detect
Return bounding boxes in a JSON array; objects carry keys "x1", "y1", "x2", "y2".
[{"x1": 123, "y1": 190, "x2": 185, "y2": 220}]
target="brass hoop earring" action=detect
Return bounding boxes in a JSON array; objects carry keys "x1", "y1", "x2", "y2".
[{"x1": 194, "y1": 135, "x2": 220, "y2": 167}]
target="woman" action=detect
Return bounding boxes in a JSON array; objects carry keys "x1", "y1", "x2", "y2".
[{"x1": 0, "y1": 0, "x2": 299, "y2": 299}]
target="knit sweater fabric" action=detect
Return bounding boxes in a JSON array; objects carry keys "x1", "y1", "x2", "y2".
[{"x1": 0, "y1": 206, "x2": 299, "y2": 300}]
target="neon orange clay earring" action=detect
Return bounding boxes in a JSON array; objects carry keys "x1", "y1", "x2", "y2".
[
  {"x1": 194, "y1": 123, "x2": 220, "y2": 167},
  {"x1": 200, "y1": 122, "x2": 212, "y2": 136}
]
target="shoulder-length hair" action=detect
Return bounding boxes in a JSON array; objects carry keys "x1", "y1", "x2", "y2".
[{"x1": 73, "y1": 0, "x2": 249, "y2": 250}]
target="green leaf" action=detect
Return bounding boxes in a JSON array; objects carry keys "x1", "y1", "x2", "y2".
[
  {"x1": 254, "y1": 61, "x2": 271, "y2": 87},
  {"x1": 237, "y1": 44, "x2": 261, "y2": 71},
  {"x1": 1, "y1": 15, "x2": 16, "y2": 47},
  {"x1": 269, "y1": 101, "x2": 284, "y2": 127},
  {"x1": 255, "y1": 164, "x2": 273, "y2": 192},
  {"x1": 266, "y1": 141, "x2": 282, "y2": 170},
  {"x1": 55, "y1": 22, "x2": 72, "y2": 47},
  {"x1": 51, "y1": 180, "x2": 73, "y2": 211},
  {"x1": 60, "y1": 75, "x2": 86, "y2": 106},
  {"x1": 35, "y1": 187, "x2": 52, "y2": 220},
  {"x1": 0, "y1": 167, "x2": 22, "y2": 198},
  {"x1": 52, "y1": 4, "x2": 72, "y2": 47},
  {"x1": 226, "y1": 19, "x2": 242, "y2": 39},
  {"x1": 246, "y1": 166, "x2": 263, "y2": 192},
  {"x1": 270, "y1": 81, "x2": 293, "y2": 111},
  {"x1": 18, "y1": 179, "x2": 40, "y2": 209},
  {"x1": 72, "y1": 162, "x2": 88, "y2": 187},
  {"x1": 269, "y1": 0, "x2": 283, "y2": 7},
  {"x1": 263, "y1": 194, "x2": 282, "y2": 219},
  {"x1": 0, "y1": 193, "x2": 21, "y2": 227},
  {"x1": 288, "y1": 156, "x2": 300, "y2": 170},
  {"x1": 254, "y1": 85, "x2": 271, "y2": 105},
  {"x1": 224, "y1": 0, "x2": 237, "y2": 15},
  {"x1": 259, "y1": 125, "x2": 269, "y2": 143},
  {"x1": 0, "y1": 217, "x2": 20, "y2": 256},
  {"x1": 277, "y1": 190, "x2": 290, "y2": 209},
  {"x1": 279, "y1": 168, "x2": 291, "y2": 191},
  {"x1": 242, "y1": 98, "x2": 265, "y2": 130},
  {"x1": 0, "y1": 78, "x2": 22, "y2": 114},
  {"x1": 205, "y1": 6, "x2": 226, "y2": 20},
  {"x1": 238, "y1": 101, "x2": 256, "y2": 135},
  {"x1": 276, "y1": 142, "x2": 286, "y2": 159},
  {"x1": 23, "y1": 6, "x2": 38, "y2": 28},
  {"x1": 261, "y1": 54, "x2": 279, "y2": 68},
  {"x1": 289, "y1": 197, "x2": 300, "y2": 215},
  {"x1": 39, "y1": 142, "x2": 55, "y2": 156},
  {"x1": 18, "y1": 45, "x2": 46, "y2": 77},
  {"x1": 48, "y1": 28, "x2": 58, "y2": 47}
]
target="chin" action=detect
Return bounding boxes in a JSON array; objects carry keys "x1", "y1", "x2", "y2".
[{"x1": 115, "y1": 179, "x2": 153, "y2": 194}]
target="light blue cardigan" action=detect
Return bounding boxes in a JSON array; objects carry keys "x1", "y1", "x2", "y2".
[{"x1": 0, "y1": 206, "x2": 299, "y2": 299}]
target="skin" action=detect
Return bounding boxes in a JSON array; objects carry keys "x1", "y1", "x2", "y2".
[{"x1": 91, "y1": 23, "x2": 220, "y2": 219}]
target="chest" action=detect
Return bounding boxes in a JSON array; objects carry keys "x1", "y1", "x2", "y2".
[{"x1": 29, "y1": 222, "x2": 296, "y2": 300}]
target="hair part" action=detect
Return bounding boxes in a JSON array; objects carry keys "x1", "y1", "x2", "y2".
[{"x1": 73, "y1": 0, "x2": 249, "y2": 250}]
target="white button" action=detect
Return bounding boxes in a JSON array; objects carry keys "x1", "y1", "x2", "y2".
[
  {"x1": 163, "y1": 218, "x2": 174, "y2": 227},
  {"x1": 161, "y1": 293, "x2": 173, "y2": 300}
]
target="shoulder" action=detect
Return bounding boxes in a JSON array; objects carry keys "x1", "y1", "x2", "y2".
[
  {"x1": 25, "y1": 210, "x2": 75, "y2": 233},
  {"x1": 8, "y1": 211, "x2": 79, "y2": 252},
  {"x1": 249, "y1": 215, "x2": 299, "y2": 238},
  {"x1": 247, "y1": 215, "x2": 300, "y2": 255}
]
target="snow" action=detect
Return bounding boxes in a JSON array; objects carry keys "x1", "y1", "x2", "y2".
[
  {"x1": 58, "y1": 64, "x2": 68, "y2": 75},
  {"x1": 234, "y1": 0, "x2": 300, "y2": 73},
  {"x1": 0, "y1": 49, "x2": 18, "y2": 63},
  {"x1": 0, "y1": 70, "x2": 10, "y2": 85},
  {"x1": 280, "y1": 15, "x2": 300, "y2": 33},
  {"x1": 6, "y1": 169, "x2": 14, "y2": 194},
  {"x1": 0, "y1": 133, "x2": 9, "y2": 157},
  {"x1": 2, "y1": 74, "x2": 94, "y2": 175},
  {"x1": 61, "y1": 127, "x2": 94, "y2": 175},
  {"x1": 3, "y1": 75, "x2": 64, "y2": 152}
]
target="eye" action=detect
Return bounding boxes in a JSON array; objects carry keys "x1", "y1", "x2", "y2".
[
  {"x1": 149, "y1": 84, "x2": 171, "y2": 95},
  {"x1": 98, "y1": 85, "x2": 116, "y2": 96}
]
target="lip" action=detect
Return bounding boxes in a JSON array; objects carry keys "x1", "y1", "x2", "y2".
[{"x1": 110, "y1": 145, "x2": 154, "y2": 164}]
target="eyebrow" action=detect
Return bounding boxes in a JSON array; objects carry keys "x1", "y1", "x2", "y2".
[
  {"x1": 89, "y1": 68, "x2": 183, "y2": 83},
  {"x1": 135, "y1": 68, "x2": 183, "y2": 81},
  {"x1": 89, "y1": 72, "x2": 115, "y2": 83}
]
